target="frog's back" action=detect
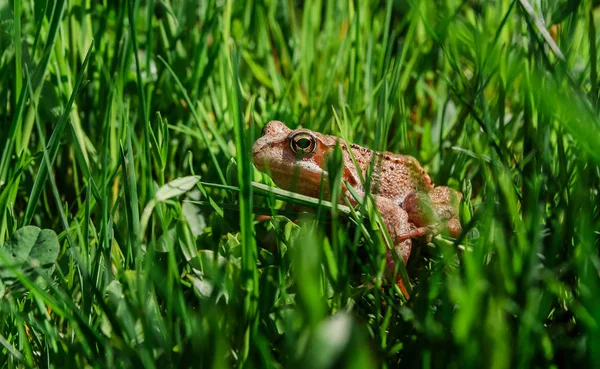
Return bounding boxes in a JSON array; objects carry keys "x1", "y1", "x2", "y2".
[
  {"x1": 337, "y1": 141, "x2": 434, "y2": 205},
  {"x1": 374, "y1": 152, "x2": 434, "y2": 204}
]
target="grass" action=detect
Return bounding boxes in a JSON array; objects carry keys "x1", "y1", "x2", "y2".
[{"x1": 0, "y1": 0, "x2": 599, "y2": 367}]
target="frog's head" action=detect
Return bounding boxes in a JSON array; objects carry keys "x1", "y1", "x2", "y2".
[{"x1": 253, "y1": 121, "x2": 336, "y2": 197}]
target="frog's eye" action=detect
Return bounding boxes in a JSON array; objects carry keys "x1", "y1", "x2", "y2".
[{"x1": 289, "y1": 132, "x2": 317, "y2": 155}]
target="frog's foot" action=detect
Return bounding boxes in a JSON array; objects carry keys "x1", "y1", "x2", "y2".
[
  {"x1": 446, "y1": 217, "x2": 462, "y2": 238},
  {"x1": 385, "y1": 244, "x2": 411, "y2": 300},
  {"x1": 395, "y1": 221, "x2": 462, "y2": 243},
  {"x1": 397, "y1": 278, "x2": 410, "y2": 299},
  {"x1": 395, "y1": 227, "x2": 429, "y2": 243},
  {"x1": 257, "y1": 215, "x2": 272, "y2": 222}
]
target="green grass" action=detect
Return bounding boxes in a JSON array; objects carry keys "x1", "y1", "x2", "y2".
[{"x1": 1, "y1": 0, "x2": 599, "y2": 367}]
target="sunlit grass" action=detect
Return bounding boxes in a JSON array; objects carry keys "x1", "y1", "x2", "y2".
[{"x1": 0, "y1": 0, "x2": 599, "y2": 368}]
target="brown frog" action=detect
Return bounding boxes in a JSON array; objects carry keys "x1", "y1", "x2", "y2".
[{"x1": 252, "y1": 120, "x2": 462, "y2": 297}]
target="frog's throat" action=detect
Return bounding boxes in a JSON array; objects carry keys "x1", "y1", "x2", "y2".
[{"x1": 263, "y1": 160, "x2": 329, "y2": 197}]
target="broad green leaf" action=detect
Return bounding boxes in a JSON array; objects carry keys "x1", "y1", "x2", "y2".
[
  {"x1": 0, "y1": 226, "x2": 60, "y2": 297},
  {"x1": 0, "y1": 226, "x2": 60, "y2": 280}
]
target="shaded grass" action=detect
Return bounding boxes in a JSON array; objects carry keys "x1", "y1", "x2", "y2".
[{"x1": 0, "y1": 0, "x2": 599, "y2": 368}]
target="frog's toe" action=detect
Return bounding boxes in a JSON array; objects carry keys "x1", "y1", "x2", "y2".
[{"x1": 447, "y1": 217, "x2": 462, "y2": 238}]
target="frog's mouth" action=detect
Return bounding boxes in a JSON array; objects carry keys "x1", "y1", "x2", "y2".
[{"x1": 254, "y1": 157, "x2": 329, "y2": 198}]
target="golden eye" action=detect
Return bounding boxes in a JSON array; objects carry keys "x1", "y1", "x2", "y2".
[{"x1": 289, "y1": 132, "x2": 317, "y2": 155}]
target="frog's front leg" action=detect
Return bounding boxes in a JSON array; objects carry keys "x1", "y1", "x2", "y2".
[
  {"x1": 376, "y1": 197, "x2": 414, "y2": 299},
  {"x1": 346, "y1": 193, "x2": 413, "y2": 298}
]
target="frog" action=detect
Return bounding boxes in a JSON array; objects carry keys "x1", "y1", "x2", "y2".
[{"x1": 252, "y1": 120, "x2": 462, "y2": 297}]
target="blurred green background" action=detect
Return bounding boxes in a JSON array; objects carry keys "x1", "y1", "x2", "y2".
[{"x1": 0, "y1": 0, "x2": 599, "y2": 368}]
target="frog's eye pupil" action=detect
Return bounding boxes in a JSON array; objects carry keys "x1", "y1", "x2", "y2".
[{"x1": 296, "y1": 138, "x2": 311, "y2": 149}]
